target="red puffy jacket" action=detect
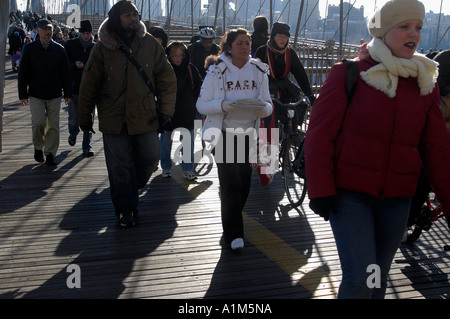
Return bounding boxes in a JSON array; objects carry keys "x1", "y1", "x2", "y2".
[{"x1": 305, "y1": 57, "x2": 450, "y2": 218}]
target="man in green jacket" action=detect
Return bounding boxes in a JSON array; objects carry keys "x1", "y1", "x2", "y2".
[{"x1": 78, "y1": 0, "x2": 177, "y2": 227}]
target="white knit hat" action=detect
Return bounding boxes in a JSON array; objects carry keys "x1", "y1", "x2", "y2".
[{"x1": 368, "y1": 0, "x2": 425, "y2": 38}]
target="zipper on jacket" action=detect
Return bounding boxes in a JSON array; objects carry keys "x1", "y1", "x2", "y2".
[{"x1": 380, "y1": 97, "x2": 397, "y2": 200}]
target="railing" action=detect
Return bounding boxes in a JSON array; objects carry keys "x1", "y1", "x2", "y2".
[{"x1": 50, "y1": 13, "x2": 360, "y2": 96}]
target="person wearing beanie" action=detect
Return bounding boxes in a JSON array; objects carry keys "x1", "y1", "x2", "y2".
[
  {"x1": 78, "y1": 0, "x2": 177, "y2": 227},
  {"x1": 149, "y1": 26, "x2": 168, "y2": 49},
  {"x1": 250, "y1": 16, "x2": 269, "y2": 56},
  {"x1": 306, "y1": 0, "x2": 450, "y2": 299},
  {"x1": 64, "y1": 19, "x2": 95, "y2": 157},
  {"x1": 255, "y1": 21, "x2": 315, "y2": 130}
]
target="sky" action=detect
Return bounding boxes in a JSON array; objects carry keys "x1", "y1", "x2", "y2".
[
  {"x1": 14, "y1": 0, "x2": 450, "y2": 19},
  {"x1": 319, "y1": 0, "x2": 449, "y2": 18}
]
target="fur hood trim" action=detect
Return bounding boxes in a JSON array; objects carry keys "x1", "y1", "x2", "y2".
[{"x1": 98, "y1": 18, "x2": 147, "y2": 50}]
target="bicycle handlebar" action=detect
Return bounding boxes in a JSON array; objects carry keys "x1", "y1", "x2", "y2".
[{"x1": 271, "y1": 96, "x2": 311, "y2": 109}]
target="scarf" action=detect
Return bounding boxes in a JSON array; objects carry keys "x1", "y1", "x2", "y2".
[
  {"x1": 360, "y1": 38, "x2": 438, "y2": 98},
  {"x1": 267, "y1": 41, "x2": 291, "y2": 79}
]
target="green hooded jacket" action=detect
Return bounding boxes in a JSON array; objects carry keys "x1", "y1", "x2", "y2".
[{"x1": 78, "y1": 18, "x2": 176, "y2": 135}]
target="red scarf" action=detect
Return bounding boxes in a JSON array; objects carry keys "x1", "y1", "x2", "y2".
[{"x1": 267, "y1": 43, "x2": 291, "y2": 80}]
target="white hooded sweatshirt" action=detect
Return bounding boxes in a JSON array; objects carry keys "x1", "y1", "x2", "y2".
[{"x1": 196, "y1": 52, "x2": 273, "y2": 141}]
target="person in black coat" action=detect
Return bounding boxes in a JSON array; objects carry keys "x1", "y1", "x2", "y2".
[
  {"x1": 251, "y1": 16, "x2": 269, "y2": 57},
  {"x1": 18, "y1": 19, "x2": 72, "y2": 166},
  {"x1": 160, "y1": 41, "x2": 202, "y2": 180},
  {"x1": 64, "y1": 20, "x2": 95, "y2": 157},
  {"x1": 8, "y1": 28, "x2": 24, "y2": 71},
  {"x1": 255, "y1": 22, "x2": 315, "y2": 105}
]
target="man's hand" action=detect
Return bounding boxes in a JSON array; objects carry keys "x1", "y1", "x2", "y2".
[
  {"x1": 20, "y1": 99, "x2": 28, "y2": 106},
  {"x1": 75, "y1": 61, "x2": 84, "y2": 69},
  {"x1": 80, "y1": 125, "x2": 95, "y2": 134},
  {"x1": 65, "y1": 98, "x2": 71, "y2": 105}
]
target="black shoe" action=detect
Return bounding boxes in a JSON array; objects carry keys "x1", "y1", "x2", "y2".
[
  {"x1": 68, "y1": 136, "x2": 76, "y2": 146},
  {"x1": 34, "y1": 149, "x2": 44, "y2": 163},
  {"x1": 45, "y1": 154, "x2": 57, "y2": 166},
  {"x1": 119, "y1": 211, "x2": 135, "y2": 227},
  {"x1": 83, "y1": 149, "x2": 94, "y2": 157}
]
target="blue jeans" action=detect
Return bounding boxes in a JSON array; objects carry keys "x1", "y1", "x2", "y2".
[
  {"x1": 330, "y1": 189, "x2": 411, "y2": 299},
  {"x1": 103, "y1": 124, "x2": 160, "y2": 215},
  {"x1": 68, "y1": 94, "x2": 93, "y2": 152},
  {"x1": 160, "y1": 129, "x2": 194, "y2": 171}
]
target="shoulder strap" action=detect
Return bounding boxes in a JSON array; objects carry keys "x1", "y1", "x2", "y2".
[
  {"x1": 339, "y1": 59, "x2": 359, "y2": 132},
  {"x1": 188, "y1": 64, "x2": 194, "y2": 89},
  {"x1": 344, "y1": 59, "x2": 358, "y2": 106},
  {"x1": 119, "y1": 46, "x2": 156, "y2": 95}
]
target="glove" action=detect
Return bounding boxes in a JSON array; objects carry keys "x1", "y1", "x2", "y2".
[
  {"x1": 309, "y1": 196, "x2": 337, "y2": 222},
  {"x1": 158, "y1": 113, "x2": 171, "y2": 132},
  {"x1": 221, "y1": 100, "x2": 238, "y2": 112},
  {"x1": 80, "y1": 125, "x2": 95, "y2": 134}
]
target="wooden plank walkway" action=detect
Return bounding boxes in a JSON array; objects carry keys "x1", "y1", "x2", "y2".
[{"x1": 0, "y1": 61, "x2": 450, "y2": 300}]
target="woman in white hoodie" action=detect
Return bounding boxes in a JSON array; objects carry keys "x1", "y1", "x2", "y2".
[{"x1": 196, "y1": 28, "x2": 273, "y2": 250}]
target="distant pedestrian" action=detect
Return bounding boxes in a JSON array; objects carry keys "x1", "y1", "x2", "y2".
[
  {"x1": 160, "y1": 41, "x2": 202, "y2": 180},
  {"x1": 188, "y1": 27, "x2": 220, "y2": 80},
  {"x1": 149, "y1": 26, "x2": 168, "y2": 49},
  {"x1": 305, "y1": 0, "x2": 450, "y2": 298},
  {"x1": 251, "y1": 16, "x2": 269, "y2": 57},
  {"x1": 64, "y1": 20, "x2": 95, "y2": 157},
  {"x1": 78, "y1": 0, "x2": 177, "y2": 227},
  {"x1": 8, "y1": 28, "x2": 23, "y2": 72},
  {"x1": 18, "y1": 19, "x2": 72, "y2": 166}
]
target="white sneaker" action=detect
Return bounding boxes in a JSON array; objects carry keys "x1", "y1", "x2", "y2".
[
  {"x1": 182, "y1": 170, "x2": 197, "y2": 181},
  {"x1": 231, "y1": 238, "x2": 244, "y2": 250},
  {"x1": 162, "y1": 169, "x2": 171, "y2": 178}
]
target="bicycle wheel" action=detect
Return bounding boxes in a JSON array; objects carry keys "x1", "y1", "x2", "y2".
[
  {"x1": 405, "y1": 225, "x2": 423, "y2": 243},
  {"x1": 405, "y1": 205, "x2": 432, "y2": 243},
  {"x1": 282, "y1": 134, "x2": 307, "y2": 207}
]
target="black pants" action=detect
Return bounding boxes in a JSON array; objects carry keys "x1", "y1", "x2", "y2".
[{"x1": 214, "y1": 131, "x2": 253, "y2": 244}]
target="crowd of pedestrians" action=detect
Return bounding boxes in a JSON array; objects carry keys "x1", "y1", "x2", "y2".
[{"x1": 6, "y1": 0, "x2": 450, "y2": 299}]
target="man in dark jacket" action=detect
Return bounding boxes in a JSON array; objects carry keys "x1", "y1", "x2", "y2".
[
  {"x1": 78, "y1": 0, "x2": 177, "y2": 227},
  {"x1": 18, "y1": 19, "x2": 72, "y2": 166},
  {"x1": 64, "y1": 20, "x2": 95, "y2": 157},
  {"x1": 187, "y1": 27, "x2": 220, "y2": 79}
]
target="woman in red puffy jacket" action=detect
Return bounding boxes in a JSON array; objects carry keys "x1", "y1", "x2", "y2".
[{"x1": 305, "y1": 0, "x2": 450, "y2": 299}]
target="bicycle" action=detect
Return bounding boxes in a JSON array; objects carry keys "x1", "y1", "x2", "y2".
[
  {"x1": 274, "y1": 96, "x2": 311, "y2": 207},
  {"x1": 405, "y1": 192, "x2": 445, "y2": 243}
]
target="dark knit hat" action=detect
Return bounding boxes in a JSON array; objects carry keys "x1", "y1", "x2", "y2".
[
  {"x1": 149, "y1": 26, "x2": 168, "y2": 48},
  {"x1": 271, "y1": 22, "x2": 290, "y2": 37},
  {"x1": 79, "y1": 20, "x2": 93, "y2": 33},
  {"x1": 253, "y1": 16, "x2": 269, "y2": 33},
  {"x1": 118, "y1": 0, "x2": 139, "y2": 15}
]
